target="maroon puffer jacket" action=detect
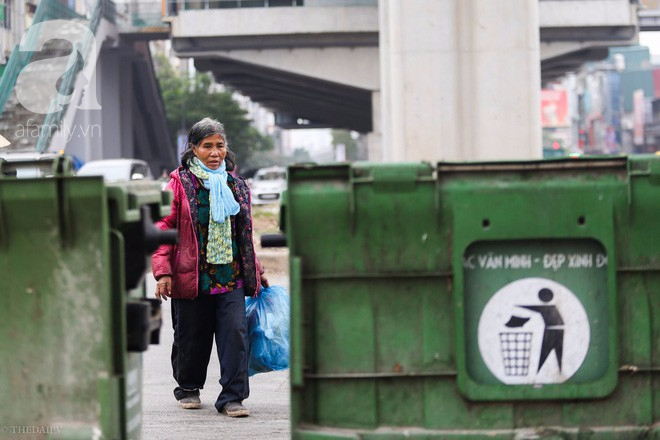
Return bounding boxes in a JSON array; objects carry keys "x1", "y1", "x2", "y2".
[{"x1": 151, "y1": 167, "x2": 263, "y2": 299}]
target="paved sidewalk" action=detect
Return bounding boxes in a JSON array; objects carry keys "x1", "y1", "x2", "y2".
[{"x1": 141, "y1": 273, "x2": 291, "y2": 440}]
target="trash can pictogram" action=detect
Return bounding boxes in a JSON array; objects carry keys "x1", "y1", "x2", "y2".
[{"x1": 499, "y1": 332, "x2": 532, "y2": 376}]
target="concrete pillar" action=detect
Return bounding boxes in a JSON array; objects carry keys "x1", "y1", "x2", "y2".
[
  {"x1": 62, "y1": 43, "x2": 131, "y2": 162},
  {"x1": 379, "y1": 0, "x2": 542, "y2": 162},
  {"x1": 367, "y1": 90, "x2": 383, "y2": 161}
]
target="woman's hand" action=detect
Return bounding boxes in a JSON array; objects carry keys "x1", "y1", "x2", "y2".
[
  {"x1": 260, "y1": 274, "x2": 270, "y2": 288},
  {"x1": 155, "y1": 275, "x2": 172, "y2": 301}
]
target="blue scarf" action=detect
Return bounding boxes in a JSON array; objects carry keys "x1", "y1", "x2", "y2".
[{"x1": 188, "y1": 158, "x2": 240, "y2": 264}]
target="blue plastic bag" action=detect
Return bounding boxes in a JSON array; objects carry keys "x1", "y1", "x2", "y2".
[{"x1": 245, "y1": 285, "x2": 290, "y2": 376}]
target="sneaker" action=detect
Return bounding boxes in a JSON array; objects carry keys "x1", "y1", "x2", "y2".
[
  {"x1": 179, "y1": 394, "x2": 201, "y2": 409},
  {"x1": 221, "y1": 401, "x2": 250, "y2": 417}
]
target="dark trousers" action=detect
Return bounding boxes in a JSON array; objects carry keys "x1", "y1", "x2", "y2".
[{"x1": 171, "y1": 288, "x2": 249, "y2": 411}]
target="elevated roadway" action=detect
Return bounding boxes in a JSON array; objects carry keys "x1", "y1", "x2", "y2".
[
  {"x1": 163, "y1": 0, "x2": 639, "y2": 161},
  {"x1": 2, "y1": 0, "x2": 640, "y2": 163}
]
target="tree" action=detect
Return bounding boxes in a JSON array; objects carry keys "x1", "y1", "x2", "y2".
[
  {"x1": 154, "y1": 53, "x2": 273, "y2": 165},
  {"x1": 291, "y1": 147, "x2": 313, "y2": 164}
]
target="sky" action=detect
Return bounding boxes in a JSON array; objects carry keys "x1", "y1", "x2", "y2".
[
  {"x1": 288, "y1": 128, "x2": 334, "y2": 160},
  {"x1": 639, "y1": 31, "x2": 660, "y2": 56}
]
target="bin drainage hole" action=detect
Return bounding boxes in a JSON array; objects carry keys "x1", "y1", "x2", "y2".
[
  {"x1": 482, "y1": 219, "x2": 490, "y2": 229},
  {"x1": 578, "y1": 215, "x2": 586, "y2": 226}
]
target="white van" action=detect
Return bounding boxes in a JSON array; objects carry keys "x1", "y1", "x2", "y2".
[
  {"x1": 249, "y1": 166, "x2": 287, "y2": 205},
  {"x1": 77, "y1": 159, "x2": 154, "y2": 181}
]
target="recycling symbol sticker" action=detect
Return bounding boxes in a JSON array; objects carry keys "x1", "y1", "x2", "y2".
[{"x1": 478, "y1": 277, "x2": 590, "y2": 385}]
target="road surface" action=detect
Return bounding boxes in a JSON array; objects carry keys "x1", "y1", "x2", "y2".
[{"x1": 141, "y1": 273, "x2": 291, "y2": 440}]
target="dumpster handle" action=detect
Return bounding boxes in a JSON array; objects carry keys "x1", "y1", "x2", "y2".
[
  {"x1": 434, "y1": 167, "x2": 442, "y2": 232},
  {"x1": 261, "y1": 233, "x2": 287, "y2": 248},
  {"x1": 141, "y1": 205, "x2": 178, "y2": 253},
  {"x1": 348, "y1": 174, "x2": 356, "y2": 234},
  {"x1": 55, "y1": 176, "x2": 73, "y2": 248},
  {"x1": 54, "y1": 155, "x2": 76, "y2": 248},
  {"x1": 290, "y1": 257, "x2": 304, "y2": 387},
  {"x1": 0, "y1": 187, "x2": 5, "y2": 248}
]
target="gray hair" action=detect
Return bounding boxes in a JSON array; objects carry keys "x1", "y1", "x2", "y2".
[
  {"x1": 181, "y1": 117, "x2": 236, "y2": 170},
  {"x1": 187, "y1": 117, "x2": 227, "y2": 147}
]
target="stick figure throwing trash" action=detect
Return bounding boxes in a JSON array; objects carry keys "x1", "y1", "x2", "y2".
[
  {"x1": 482, "y1": 278, "x2": 590, "y2": 384},
  {"x1": 518, "y1": 288, "x2": 565, "y2": 373}
]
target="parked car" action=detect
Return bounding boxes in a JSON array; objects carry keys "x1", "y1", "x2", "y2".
[
  {"x1": 249, "y1": 166, "x2": 287, "y2": 205},
  {"x1": 77, "y1": 159, "x2": 153, "y2": 182}
]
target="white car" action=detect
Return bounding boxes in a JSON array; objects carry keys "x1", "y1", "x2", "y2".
[
  {"x1": 249, "y1": 166, "x2": 287, "y2": 205},
  {"x1": 77, "y1": 159, "x2": 154, "y2": 181}
]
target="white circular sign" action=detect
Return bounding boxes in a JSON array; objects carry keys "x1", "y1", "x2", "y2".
[{"x1": 478, "y1": 278, "x2": 590, "y2": 385}]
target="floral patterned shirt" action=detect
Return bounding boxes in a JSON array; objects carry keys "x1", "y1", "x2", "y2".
[{"x1": 195, "y1": 174, "x2": 244, "y2": 294}]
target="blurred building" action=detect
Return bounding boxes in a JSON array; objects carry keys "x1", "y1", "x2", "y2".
[
  {"x1": 545, "y1": 45, "x2": 658, "y2": 156},
  {"x1": 0, "y1": 0, "x2": 178, "y2": 174}
]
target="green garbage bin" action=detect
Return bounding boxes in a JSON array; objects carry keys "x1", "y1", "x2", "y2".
[
  {"x1": 285, "y1": 157, "x2": 659, "y2": 439},
  {"x1": 0, "y1": 156, "x2": 175, "y2": 439}
]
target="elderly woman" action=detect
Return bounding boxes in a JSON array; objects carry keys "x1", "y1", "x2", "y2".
[{"x1": 152, "y1": 117, "x2": 268, "y2": 417}]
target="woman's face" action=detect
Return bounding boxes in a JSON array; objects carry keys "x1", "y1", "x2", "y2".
[{"x1": 193, "y1": 133, "x2": 227, "y2": 170}]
